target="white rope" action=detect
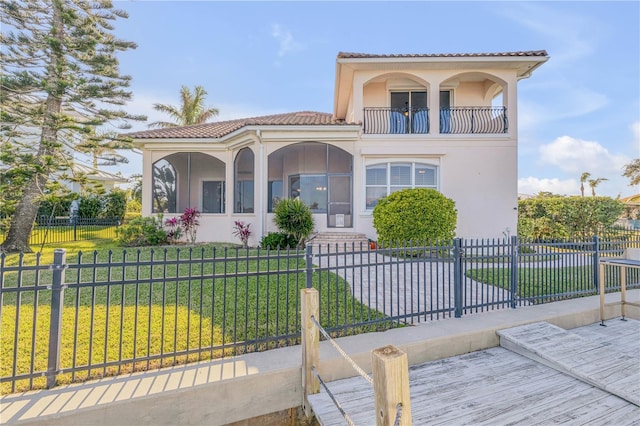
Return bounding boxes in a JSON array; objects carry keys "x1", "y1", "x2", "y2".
[
  {"x1": 393, "y1": 403, "x2": 403, "y2": 426},
  {"x1": 310, "y1": 315, "x2": 374, "y2": 386},
  {"x1": 312, "y1": 366, "x2": 356, "y2": 426}
]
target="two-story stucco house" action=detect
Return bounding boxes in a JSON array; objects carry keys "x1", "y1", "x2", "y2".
[{"x1": 128, "y1": 50, "x2": 548, "y2": 245}]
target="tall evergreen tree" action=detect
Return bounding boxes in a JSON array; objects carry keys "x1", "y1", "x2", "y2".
[
  {"x1": 0, "y1": 0, "x2": 143, "y2": 253},
  {"x1": 75, "y1": 129, "x2": 132, "y2": 168}
]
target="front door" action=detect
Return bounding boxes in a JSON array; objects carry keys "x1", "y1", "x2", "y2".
[{"x1": 327, "y1": 175, "x2": 352, "y2": 228}]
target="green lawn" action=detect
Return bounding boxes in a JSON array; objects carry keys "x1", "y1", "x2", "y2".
[
  {"x1": 466, "y1": 265, "x2": 639, "y2": 300},
  {"x1": 0, "y1": 225, "x2": 120, "y2": 249},
  {"x1": 1, "y1": 243, "x2": 389, "y2": 393}
]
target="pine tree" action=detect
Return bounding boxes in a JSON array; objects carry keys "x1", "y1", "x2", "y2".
[{"x1": 0, "y1": 0, "x2": 143, "y2": 253}]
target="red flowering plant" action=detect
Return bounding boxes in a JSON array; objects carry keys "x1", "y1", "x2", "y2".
[
  {"x1": 164, "y1": 216, "x2": 183, "y2": 243},
  {"x1": 180, "y1": 208, "x2": 201, "y2": 244},
  {"x1": 233, "y1": 221, "x2": 251, "y2": 248}
]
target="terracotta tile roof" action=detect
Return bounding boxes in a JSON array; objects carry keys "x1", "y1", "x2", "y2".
[
  {"x1": 126, "y1": 111, "x2": 352, "y2": 139},
  {"x1": 337, "y1": 50, "x2": 548, "y2": 59}
]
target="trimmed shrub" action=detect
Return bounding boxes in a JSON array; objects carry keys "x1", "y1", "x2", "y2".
[
  {"x1": 78, "y1": 195, "x2": 102, "y2": 218},
  {"x1": 259, "y1": 232, "x2": 297, "y2": 250},
  {"x1": 372, "y1": 188, "x2": 457, "y2": 246},
  {"x1": 273, "y1": 198, "x2": 314, "y2": 248},
  {"x1": 116, "y1": 216, "x2": 168, "y2": 247},
  {"x1": 101, "y1": 189, "x2": 127, "y2": 221},
  {"x1": 36, "y1": 195, "x2": 74, "y2": 223}
]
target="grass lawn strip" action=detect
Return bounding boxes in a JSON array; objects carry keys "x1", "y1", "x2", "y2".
[{"x1": 1, "y1": 244, "x2": 389, "y2": 393}]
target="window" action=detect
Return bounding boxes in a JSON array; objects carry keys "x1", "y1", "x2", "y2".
[
  {"x1": 290, "y1": 174, "x2": 328, "y2": 213},
  {"x1": 203, "y1": 181, "x2": 225, "y2": 213},
  {"x1": 390, "y1": 91, "x2": 429, "y2": 134},
  {"x1": 234, "y1": 148, "x2": 254, "y2": 213},
  {"x1": 365, "y1": 162, "x2": 438, "y2": 209},
  {"x1": 268, "y1": 180, "x2": 282, "y2": 212},
  {"x1": 152, "y1": 152, "x2": 225, "y2": 214},
  {"x1": 391, "y1": 91, "x2": 427, "y2": 110},
  {"x1": 267, "y1": 142, "x2": 352, "y2": 216}
]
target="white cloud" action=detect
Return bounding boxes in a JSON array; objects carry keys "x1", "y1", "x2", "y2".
[
  {"x1": 271, "y1": 24, "x2": 303, "y2": 58},
  {"x1": 539, "y1": 136, "x2": 629, "y2": 175},
  {"x1": 518, "y1": 177, "x2": 578, "y2": 196}
]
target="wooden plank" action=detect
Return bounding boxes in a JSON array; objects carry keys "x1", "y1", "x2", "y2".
[
  {"x1": 309, "y1": 320, "x2": 640, "y2": 425},
  {"x1": 497, "y1": 320, "x2": 640, "y2": 406}
]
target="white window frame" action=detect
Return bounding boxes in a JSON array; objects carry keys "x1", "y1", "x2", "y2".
[{"x1": 364, "y1": 161, "x2": 439, "y2": 211}]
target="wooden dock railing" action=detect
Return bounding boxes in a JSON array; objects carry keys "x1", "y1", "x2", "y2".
[
  {"x1": 599, "y1": 248, "x2": 640, "y2": 325},
  {"x1": 301, "y1": 288, "x2": 412, "y2": 425}
]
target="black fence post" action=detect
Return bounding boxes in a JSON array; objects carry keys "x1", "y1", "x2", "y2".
[
  {"x1": 453, "y1": 238, "x2": 463, "y2": 318},
  {"x1": 305, "y1": 244, "x2": 313, "y2": 289},
  {"x1": 593, "y1": 235, "x2": 600, "y2": 291},
  {"x1": 73, "y1": 218, "x2": 78, "y2": 241},
  {"x1": 510, "y1": 235, "x2": 519, "y2": 309},
  {"x1": 46, "y1": 249, "x2": 67, "y2": 389}
]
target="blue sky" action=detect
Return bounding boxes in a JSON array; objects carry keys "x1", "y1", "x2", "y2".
[{"x1": 105, "y1": 1, "x2": 640, "y2": 198}]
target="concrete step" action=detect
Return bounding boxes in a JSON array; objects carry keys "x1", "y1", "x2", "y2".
[
  {"x1": 307, "y1": 232, "x2": 371, "y2": 252},
  {"x1": 497, "y1": 321, "x2": 640, "y2": 406}
]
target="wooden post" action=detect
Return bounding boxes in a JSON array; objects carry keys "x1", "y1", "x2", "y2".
[
  {"x1": 372, "y1": 345, "x2": 412, "y2": 426},
  {"x1": 301, "y1": 288, "x2": 319, "y2": 417},
  {"x1": 620, "y1": 265, "x2": 627, "y2": 320},
  {"x1": 599, "y1": 262, "x2": 606, "y2": 325}
]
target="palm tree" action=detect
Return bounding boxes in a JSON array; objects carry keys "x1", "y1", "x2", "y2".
[
  {"x1": 148, "y1": 85, "x2": 219, "y2": 129},
  {"x1": 579, "y1": 172, "x2": 591, "y2": 197},
  {"x1": 588, "y1": 177, "x2": 608, "y2": 196}
]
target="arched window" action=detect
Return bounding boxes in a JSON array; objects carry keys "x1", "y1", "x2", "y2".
[
  {"x1": 365, "y1": 162, "x2": 438, "y2": 209},
  {"x1": 152, "y1": 152, "x2": 225, "y2": 214},
  {"x1": 234, "y1": 148, "x2": 254, "y2": 213}
]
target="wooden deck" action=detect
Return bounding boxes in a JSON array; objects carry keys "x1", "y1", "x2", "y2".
[{"x1": 307, "y1": 319, "x2": 640, "y2": 425}]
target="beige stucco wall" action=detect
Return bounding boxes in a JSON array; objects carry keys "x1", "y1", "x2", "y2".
[{"x1": 354, "y1": 134, "x2": 516, "y2": 240}]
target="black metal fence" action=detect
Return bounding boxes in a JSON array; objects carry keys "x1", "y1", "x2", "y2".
[
  {"x1": 1, "y1": 236, "x2": 638, "y2": 393},
  {"x1": 0, "y1": 217, "x2": 120, "y2": 246},
  {"x1": 440, "y1": 106, "x2": 508, "y2": 134},
  {"x1": 363, "y1": 107, "x2": 429, "y2": 134}
]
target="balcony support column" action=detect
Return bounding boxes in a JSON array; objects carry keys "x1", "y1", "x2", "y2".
[{"x1": 428, "y1": 76, "x2": 444, "y2": 134}]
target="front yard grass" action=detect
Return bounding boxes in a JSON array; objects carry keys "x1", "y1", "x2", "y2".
[
  {"x1": 467, "y1": 265, "x2": 640, "y2": 301},
  {"x1": 1, "y1": 244, "x2": 390, "y2": 393}
]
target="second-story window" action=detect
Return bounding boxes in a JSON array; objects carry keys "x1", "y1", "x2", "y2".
[{"x1": 390, "y1": 91, "x2": 427, "y2": 111}]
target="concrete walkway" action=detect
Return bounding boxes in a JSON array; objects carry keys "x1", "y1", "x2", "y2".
[{"x1": 313, "y1": 248, "x2": 513, "y2": 322}]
